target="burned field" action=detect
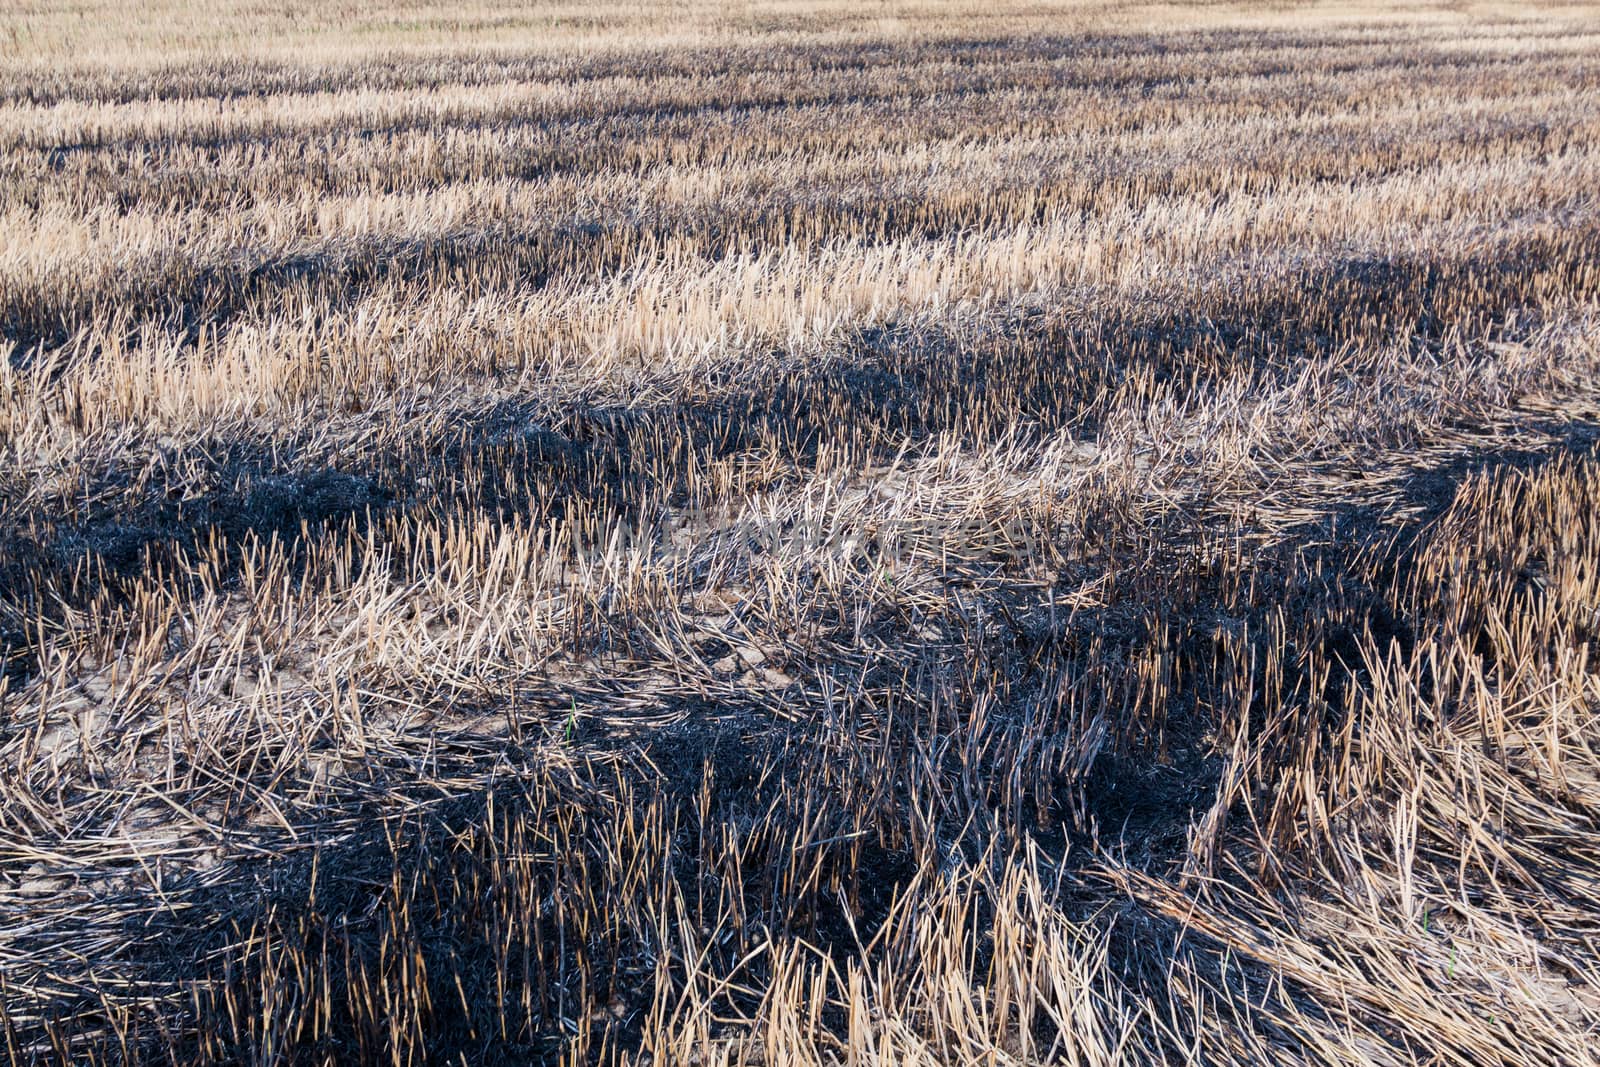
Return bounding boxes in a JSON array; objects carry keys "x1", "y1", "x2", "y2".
[{"x1": 3, "y1": 0, "x2": 1600, "y2": 1062}]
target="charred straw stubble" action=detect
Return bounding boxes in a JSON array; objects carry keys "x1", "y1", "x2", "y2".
[{"x1": 2, "y1": 0, "x2": 1600, "y2": 1063}]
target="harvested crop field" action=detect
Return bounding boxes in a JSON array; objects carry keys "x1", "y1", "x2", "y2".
[{"x1": 3, "y1": 0, "x2": 1600, "y2": 1062}]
